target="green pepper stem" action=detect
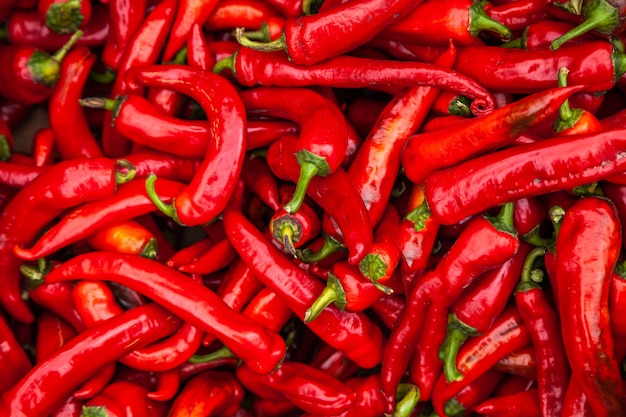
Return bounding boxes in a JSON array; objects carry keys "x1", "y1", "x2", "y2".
[
  {"x1": 443, "y1": 398, "x2": 465, "y2": 417},
  {"x1": 553, "y1": 67, "x2": 584, "y2": 133},
  {"x1": 359, "y1": 253, "x2": 388, "y2": 284},
  {"x1": 551, "y1": 0, "x2": 618, "y2": 50},
  {"x1": 517, "y1": 246, "x2": 547, "y2": 292},
  {"x1": 20, "y1": 258, "x2": 51, "y2": 290},
  {"x1": 521, "y1": 225, "x2": 554, "y2": 248},
  {"x1": 234, "y1": 27, "x2": 286, "y2": 53},
  {"x1": 393, "y1": 384, "x2": 421, "y2": 417},
  {"x1": 405, "y1": 198, "x2": 432, "y2": 232},
  {"x1": 46, "y1": 0, "x2": 85, "y2": 34},
  {"x1": 114, "y1": 159, "x2": 136, "y2": 185},
  {"x1": 485, "y1": 202, "x2": 517, "y2": 236},
  {"x1": 0, "y1": 135, "x2": 11, "y2": 162},
  {"x1": 296, "y1": 234, "x2": 346, "y2": 263},
  {"x1": 557, "y1": 0, "x2": 583, "y2": 14},
  {"x1": 239, "y1": 21, "x2": 271, "y2": 42},
  {"x1": 52, "y1": 29, "x2": 84, "y2": 63},
  {"x1": 167, "y1": 45, "x2": 188, "y2": 65},
  {"x1": 188, "y1": 345, "x2": 235, "y2": 364},
  {"x1": 89, "y1": 66, "x2": 117, "y2": 84},
  {"x1": 145, "y1": 174, "x2": 181, "y2": 224},
  {"x1": 79, "y1": 96, "x2": 119, "y2": 112},
  {"x1": 283, "y1": 161, "x2": 320, "y2": 214},
  {"x1": 469, "y1": 0, "x2": 511, "y2": 40},
  {"x1": 439, "y1": 314, "x2": 479, "y2": 382},
  {"x1": 304, "y1": 273, "x2": 346, "y2": 322},
  {"x1": 213, "y1": 54, "x2": 235, "y2": 74},
  {"x1": 500, "y1": 36, "x2": 524, "y2": 48},
  {"x1": 139, "y1": 238, "x2": 159, "y2": 260},
  {"x1": 447, "y1": 95, "x2": 473, "y2": 117}
]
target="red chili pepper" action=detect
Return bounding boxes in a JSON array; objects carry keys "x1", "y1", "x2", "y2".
[
  {"x1": 401, "y1": 85, "x2": 583, "y2": 185},
  {"x1": 309, "y1": 343, "x2": 360, "y2": 381},
  {"x1": 0, "y1": 29, "x2": 83, "y2": 105},
  {"x1": 0, "y1": 161, "x2": 45, "y2": 188},
  {"x1": 3, "y1": 6, "x2": 109, "y2": 52},
  {"x1": 492, "y1": 345, "x2": 537, "y2": 379},
  {"x1": 443, "y1": 370, "x2": 506, "y2": 417},
  {"x1": 48, "y1": 46, "x2": 102, "y2": 160},
  {"x1": 162, "y1": 0, "x2": 222, "y2": 62},
  {"x1": 370, "y1": 293, "x2": 404, "y2": 330},
  {"x1": 167, "y1": 370, "x2": 245, "y2": 417},
  {"x1": 551, "y1": 67, "x2": 603, "y2": 136},
  {"x1": 418, "y1": 128, "x2": 626, "y2": 227},
  {"x1": 223, "y1": 183, "x2": 385, "y2": 369},
  {"x1": 270, "y1": 203, "x2": 321, "y2": 256},
  {"x1": 85, "y1": 220, "x2": 158, "y2": 259},
  {"x1": 49, "y1": 394, "x2": 85, "y2": 417},
  {"x1": 0, "y1": 303, "x2": 181, "y2": 417},
  {"x1": 121, "y1": 66, "x2": 246, "y2": 227},
  {"x1": 34, "y1": 310, "x2": 76, "y2": 363},
  {"x1": 206, "y1": 0, "x2": 281, "y2": 30},
  {"x1": 187, "y1": 22, "x2": 214, "y2": 71},
  {"x1": 551, "y1": 0, "x2": 626, "y2": 49},
  {"x1": 455, "y1": 40, "x2": 626, "y2": 94},
  {"x1": 72, "y1": 363, "x2": 116, "y2": 399},
  {"x1": 0, "y1": 157, "x2": 134, "y2": 323},
  {"x1": 473, "y1": 388, "x2": 541, "y2": 417},
  {"x1": 178, "y1": 237, "x2": 238, "y2": 275},
  {"x1": 431, "y1": 304, "x2": 532, "y2": 417},
  {"x1": 0, "y1": 117, "x2": 14, "y2": 163},
  {"x1": 0, "y1": 312, "x2": 32, "y2": 394},
  {"x1": 240, "y1": 156, "x2": 281, "y2": 211},
  {"x1": 610, "y1": 262, "x2": 626, "y2": 362},
  {"x1": 506, "y1": 18, "x2": 594, "y2": 49},
  {"x1": 267, "y1": 135, "x2": 372, "y2": 264},
  {"x1": 562, "y1": 378, "x2": 595, "y2": 417},
  {"x1": 81, "y1": 380, "x2": 169, "y2": 417},
  {"x1": 554, "y1": 196, "x2": 625, "y2": 417},
  {"x1": 46, "y1": 252, "x2": 286, "y2": 374},
  {"x1": 31, "y1": 128, "x2": 55, "y2": 167},
  {"x1": 38, "y1": 0, "x2": 92, "y2": 34},
  {"x1": 100, "y1": 0, "x2": 177, "y2": 157},
  {"x1": 101, "y1": 0, "x2": 147, "y2": 71},
  {"x1": 515, "y1": 247, "x2": 569, "y2": 417},
  {"x1": 439, "y1": 242, "x2": 532, "y2": 382},
  {"x1": 13, "y1": 178, "x2": 182, "y2": 262},
  {"x1": 147, "y1": 368, "x2": 180, "y2": 402},
  {"x1": 381, "y1": 202, "x2": 520, "y2": 410},
  {"x1": 382, "y1": 0, "x2": 511, "y2": 45},
  {"x1": 485, "y1": 0, "x2": 549, "y2": 31},
  {"x1": 215, "y1": 46, "x2": 496, "y2": 116},
  {"x1": 242, "y1": 287, "x2": 294, "y2": 333},
  {"x1": 236, "y1": 360, "x2": 356, "y2": 415}
]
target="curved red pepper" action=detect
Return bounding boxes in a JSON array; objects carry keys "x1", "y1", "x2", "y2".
[
  {"x1": 242, "y1": 287, "x2": 294, "y2": 333},
  {"x1": 442, "y1": 370, "x2": 505, "y2": 417},
  {"x1": 554, "y1": 196, "x2": 625, "y2": 417},
  {"x1": 0, "y1": 312, "x2": 32, "y2": 394},
  {"x1": 215, "y1": 46, "x2": 496, "y2": 115},
  {"x1": 125, "y1": 65, "x2": 246, "y2": 227},
  {"x1": 178, "y1": 238, "x2": 238, "y2": 275},
  {"x1": 46, "y1": 252, "x2": 287, "y2": 374},
  {"x1": 168, "y1": 370, "x2": 244, "y2": 417},
  {"x1": 0, "y1": 303, "x2": 181, "y2": 417},
  {"x1": 72, "y1": 363, "x2": 116, "y2": 400},
  {"x1": 38, "y1": 0, "x2": 92, "y2": 34},
  {"x1": 485, "y1": 0, "x2": 549, "y2": 30},
  {"x1": 402, "y1": 85, "x2": 583, "y2": 184},
  {"x1": 81, "y1": 380, "x2": 169, "y2": 417},
  {"x1": 34, "y1": 310, "x2": 77, "y2": 363},
  {"x1": 241, "y1": 155, "x2": 281, "y2": 211},
  {"x1": 473, "y1": 388, "x2": 541, "y2": 417},
  {"x1": 86, "y1": 220, "x2": 158, "y2": 259},
  {"x1": 101, "y1": 0, "x2": 147, "y2": 71},
  {"x1": 223, "y1": 183, "x2": 385, "y2": 369}
]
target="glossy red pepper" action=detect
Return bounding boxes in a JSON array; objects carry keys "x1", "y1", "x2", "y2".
[
  {"x1": 562, "y1": 378, "x2": 595, "y2": 417},
  {"x1": 1, "y1": 157, "x2": 134, "y2": 323},
  {"x1": 178, "y1": 237, "x2": 238, "y2": 275},
  {"x1": 48, "y1": 252, "x2": 287, "y2": 374},
  {"x1": 493, "y1": 345, "x2": 537, "y2": 379},
  {"x1": 13, "y1": 179, "x2": 184, "y2": 262},
  {"x1": 442, "y1": 370, "x2": 505, "y2": 417},
  {"x1": 431, "y1": 304, "x2": 532, "y2": 417},
  {"x1": 38, "y1": 0, "x2": 92, "y2": 34},
  {"x1": 0, "y1": 29, "x2": 82, "y2": 105},
  {"x1": 0, "y1": 312, "x2": 32, "y2": 394},
  {"x1": 49, "y1": 46, "x2": 102, "y2": 160},
  {"x1": 418, "y1": 128, "x2": 626, "y2": 227},
  {"x1": 270, "y1": 203, "x2": 321, "y2": 256},
  {"x1": 72, "y1": 363, "x2": 116, "y2": 399},
  {"x1": 454, "y1": 40, "x2": 626, "y2": 94},
  {"x1": 31, "y1": 127, "x2": 55, "y2": 167},
  {"x1": 101, "y1": 0, "x2": 147, "y2": 71},
  {"x1": 49, "y1": 394, "x2": 84, "y2": 417},
  {"x1": 86, "y1": 220, "x2": 158, "y2": 259},
  {"x1": 81, "y1": 380, "x2": 168, "y2": 417},
  {"x1": 167, "y1": 370, "x2": 245, "y2": 417},
  {"x1": 215, "y1": 46, "x2": 496, "y2": 115},
  {"x1": 554, "y1": 196, "x2": 625, "y2": 417},
  {"x1": 439, "y1": 243, "x2": 532, "y2": 382},
  {"x1": 309, "y1": 343, "x2": 360, "y2": 381},
  {"x1": 266, "y1": 135, "x2": 373, "y2": 264},
  {"x1": 370, "y1": 294, "x2": 404, "y2": 330},
  {"x1": 206, "y1": 0, "x2": 281, "y2": 30},
  {"x1": 401, "y1": 85, "x2": 583, "y2": 185},
  {"x1": 551, "y1": 0, "x2": 626, "y2": 49},
  {"x1": 473, "y1": 388, "x2": 541, "y2": 417},
  {"x1": 223, "y1": 183, "x2": 385, "y2": 369},
  {"x1": 123, "y1": 66, "x2": 246, "y2": 227},
  {"x1": 34, "y1": 311, "x2": 76, "y2": 363},
  {"x1": 242, "y1": 287, "x2": 294, "y2": 333},
  {"x1": 485, "y1": 0, "x2": 549, "y2": 30},
  {"x1": 240, "y1": 155, "x2": 281, "y2": 211},
  {"x1": 382, "y1": 0, "x2": 511, "y2": 45},
  {"x1": 515, "y1": 247, "x2": 569, "y2": 417},
  {"x1": 0, "y1": 303, "x2": 181, "y2": 417}
]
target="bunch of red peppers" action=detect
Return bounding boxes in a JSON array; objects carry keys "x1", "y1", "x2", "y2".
[{"x1": 4, "y1": 0, "x2": 626, "y2": 415}]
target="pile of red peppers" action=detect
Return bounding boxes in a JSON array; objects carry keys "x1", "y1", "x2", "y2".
[{"x1": 4, "y1": 0, "x2": 626, "y2": 415}]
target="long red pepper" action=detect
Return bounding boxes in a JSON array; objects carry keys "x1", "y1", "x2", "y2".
[
  {"x1": 485, "y1": 0, "x2": 550, "y2": 31},
  {"x1": 236, "y1": 0, "x2": 423, "y2": 65},
  {"x1": 48, "y1": 46, "x2": 102, "y2": 160},
  {"x1": 13, "y1": 179, "x2": 184, "y2": 262},
  {"x1": 81, "y1": 380, "x2": 169, "y2": 417},
  {"x1": 45, "y1": 252, "x2": 286, "y2": 374},
  {"x1": 215, "y1": 46, "x2": 496, "y2": 115},
  {"x1": 0, "y1": 313, "x2": 32, "y2": 394},
  {"x1": 34, "y1": 310, "x2": 76, "y2": 363},
  {"x1": 473, "y1": 388, "x2": 542, "y2": 417},
  {"x1": 454, "y1": 40, "x2": 626, "y2": 94},
  {"x1": 443, "y1": 370, "x2": 505, "y2": 417},
  {"x1": 417, "y1": 127, "x2": 626, "y2": 227},
  {"x1": 167, "y1": 370, "x2": 245, "y2": 417},
  {"x1": 554, "y1": 196, "x2": 625, "y2": 417},
  {"x1": 0, "y1": 303, "x2": 181, "y2": 417},
  {"x1": 515, "y1": 247, "x2": 569, "y2": 417},
  {"x1": 493, "y1": 345, "x2": 537, "y2": 379},
  {"x1": 381, "y1": 0, "x2": 511, "y2": 45},
  {"x1": 223, "y1": 183, "x2": 385, "y2": 369},
  {"x1": 0, "y1": 157, "x2": 134, "y2": 323},
  {"x1": 402, "y1": 85, "x2": 582, "y2": 184},
  {"x1": 101, "y1": 0, "x2": 147, "y2": 71},
  {"x1": 123, "y1": 65, "x2": 246, "y2": 227},
  {"x1": 381, "y1": 202, "x2": 519, "y2": 411},
  {"x1": 431, "y1": 304, "x2": 532, "y2": 417}
]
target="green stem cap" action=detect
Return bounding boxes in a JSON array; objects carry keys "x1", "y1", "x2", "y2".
[
  {"x1": 234, "y1": 27, "x2": 286, "y2": 53},
  {"x1": 484, "y1": 202, "x2": 517, "y2": 236},
  {"x1": 139, "y1": 238, "x2": 159, "y2": 260},
  {"x1": 553, "y1": 67, "x2": 584, "y2": 133},
  {"x1": 551, "y1": 0, "x2": 618, "y2": 50},
  {"x1": 46, "y1": 0, "x2": 85, "y2": 34},
  {"x1": 283, "y1": 151, "x2": 330, "y2": 214},
  {"x1": 438, "y1": 314, "x2": 479, "y2": 382},
  {"x1": 114, "y1": 159, "x2": 136, "y2": 185},
  {"x1": 405, "y1": 199, "x2": 432, "y2": 232},
  {"x1": 469, "y1": 0, "x2": 512, "y2": 40},
  {"x1": 272, "y1": 215, "x2": 302, "y2": 257},
  {"x1": 304, "y1": 272, "x2": 346, "y2": 322},
  {"x1": 145, "y1": 174, "x2": 182, "y2": 225},
  {"x1": 28, "y1": 29, "x2": 83, "y2": 87}
]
